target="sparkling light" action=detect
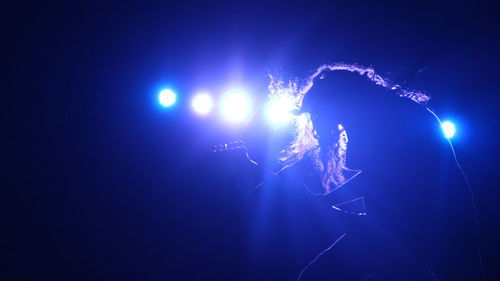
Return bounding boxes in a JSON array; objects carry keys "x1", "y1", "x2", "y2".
[
  {"x1": 266, "y1": 95, "x2": 297, "y2": 124},
  {"x1": 158, "y1": 89, "x2": 176, "y2": 107},
  {"x1": 220, "y1": 89, "x2": 252, "y2": 123},
  {"x1": 192, "y1": 93, "x2": 214, "y2": 115},
  {"x1": 441, "y1": 121, "x2": 456, "y2": 139}
]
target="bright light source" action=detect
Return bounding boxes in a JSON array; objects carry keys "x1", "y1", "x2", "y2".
[
  {"x1": 159, "y1": 89, "x2": 176, "y2": 107},
  {"x1": 192, "y1": 93, "x2": 214, "y2": 115},
  {"x1": 220, "y1": 89, "x2": 252, "y2": 123},
  {"x1": 441, "y1": 121, "x2": 456, "y2": 139},
  {"x1": 266, "y1": 95, "x2": 297, "y2": 124}
]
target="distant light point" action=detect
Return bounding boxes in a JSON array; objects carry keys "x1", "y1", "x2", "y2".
[
  {"x1": 192, "y1": 93, "x2": 214, "y2": 115},
  {"x1": 159, "y1": 89, "x2": 176, "y2": 107},
  {"x1": 441, "y1": 121, "x2": 456, "y2": 139}
]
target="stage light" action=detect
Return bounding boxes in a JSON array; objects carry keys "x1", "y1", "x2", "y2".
[
  {"x1": 441, "y1": 121, "x2": 456, "y2": 139},
  {"x1": 266, "y1": 95, "x2": 297, "y2": 124},
  {"x1": 220, "y1": 89, "x2": 252, "y2": 123},
  {"x1": 192, "y1": 93, "x2": 214, "y2": 115},
  {"x1": 159, "y1": 89, "x2": 176, "y2": 107}
]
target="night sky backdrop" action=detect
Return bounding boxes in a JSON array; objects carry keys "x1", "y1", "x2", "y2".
[{"x1": 3, "y1": 1, "x2": 499, "y2": 280}]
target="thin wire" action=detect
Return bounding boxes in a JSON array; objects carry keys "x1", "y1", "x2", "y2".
[
  {"x1": 426, "y1": 107, "x2": 485, "y2": 280},
  {"x1": 297, "y1": 233, "x2": 347, "y2": 281},
  {"x1": 477, "y1": 247, "x2": 486, "y2": 281},
  {"x1": 425, "y1": 107, "x2": 480, "y2": 226}
]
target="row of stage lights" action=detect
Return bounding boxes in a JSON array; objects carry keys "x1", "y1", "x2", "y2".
[
  {"x1": 158, "y1": 88, "x2": 296, "y2": 126},
  {"x1": 158, "y1": 88, "x2": 456, "y2": 138}
]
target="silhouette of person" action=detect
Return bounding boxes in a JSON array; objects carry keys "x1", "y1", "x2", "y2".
[{"x1": 241, "y1": 68, "x2": 480, "y2": 281}]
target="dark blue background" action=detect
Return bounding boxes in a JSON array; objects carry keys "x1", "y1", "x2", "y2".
[{"x1": 2, "y1": 1, "x2": 499, "y2": 280}]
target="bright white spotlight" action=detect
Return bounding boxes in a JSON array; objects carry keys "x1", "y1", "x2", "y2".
[
  {"x1": 220, "y1": 89, "x2": 252, "y2": 123},
  {"x1": 266, "y1": 95, "x2": 297, "y2": 124},
  {"x1": 192, "y1": 93, "x2": 214, "y2": 115},
  {"x1": 159, "y1": 89, "x2": 176, "y2": 107},
  {"x1": 441, "y1": 121, "x2": 456, "y2": 139}
]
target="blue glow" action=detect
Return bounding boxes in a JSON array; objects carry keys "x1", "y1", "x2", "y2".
[
  {"x1": 220, "y1": 89, "x2": 252, "y2": 123},
  {"x1": 441, "y1": 121, "x2": 456, "y2": 139},
  {"x1": 192, "y1": 93, "x2": 214, "y2": 115},
  {"x1": 158, "y1": 89, "x2": 177, "y2": 107},
  {"x1": 266, "y1": 95, "x2": 296, "y2": 124}
]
